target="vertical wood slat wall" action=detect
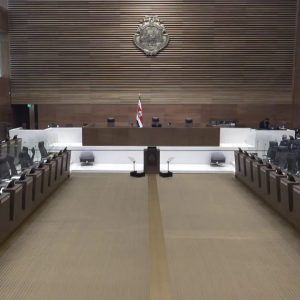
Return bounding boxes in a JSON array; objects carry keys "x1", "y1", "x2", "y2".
[
  {"x1": 293, "y1": 0, "x2": 300, "y2": 104},
  {"x1": 0, "y1": 1, "x2": 12, "y2": 124},
  {"x1": 9, "y1": 0, "x2": 297, "y2": 105}
]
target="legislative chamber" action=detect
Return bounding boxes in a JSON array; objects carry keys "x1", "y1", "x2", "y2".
[{"x1": 1, "y1": 1, "x2": 300, "y2": 299}]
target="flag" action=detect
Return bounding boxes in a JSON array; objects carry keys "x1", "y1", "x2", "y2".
[{"x1": 136, "y1": 95, "x2": 143, "y2": 128}]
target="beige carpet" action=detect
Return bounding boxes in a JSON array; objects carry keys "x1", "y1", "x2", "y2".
[
  {"x1": 1, "y1": 173, "x2": 300, "y2": 299},
  {"x1": 0, "y1": 174, "x2": 149, "y2": 300},
  {"x1": 157, "y1": 174, "x2": 300, "y2": 300}
]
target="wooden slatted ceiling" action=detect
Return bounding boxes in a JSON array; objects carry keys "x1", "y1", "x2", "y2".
[{"x1": 8, "y1": 0, "x2": 297, "y2": 104}]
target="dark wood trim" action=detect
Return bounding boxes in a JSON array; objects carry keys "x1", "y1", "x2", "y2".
[{"x1": 0, "y1": 6, "x2": 7, "y2": 32}]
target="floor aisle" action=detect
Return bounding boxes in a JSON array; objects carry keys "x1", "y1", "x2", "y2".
[{"x1": 0, "y1": 174, "x2": 300, "y2": 299}]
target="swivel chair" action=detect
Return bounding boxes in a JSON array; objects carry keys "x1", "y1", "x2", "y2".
[
  {"x1": 0, "y1": 157, "x2": 11, "y2": 180},
  {"x1": 7, "y1": 156, "x2": 18, "y2": 177},
  {"x1": 80, "y1": 152, "x2": 95, "y2": 165},
  {"x1": 152, "y1": 117, "x2": 161, "y2": 127},
  {"x1": 287, "y1": 152, "x2": 297, "y2": 174},
  {"x1": 107, "y1": 118, "x2": 115, "y2": 128},
  {"x1": 275, "y1": 146, "x2": 289, "y2": 170},
  {"x1": 38, "y1": 142, "x2": 48, "y2": 160},
  {"x1": 185, "y1": 118, "x2": 193, "y2": 128},
  {"x1": 19, "y1": 147, "x2": 35, "y2": 169},
  {"x1": 267, "y1": 141, "x2": 278, "y2": 162},
  {"x1": 210, "y1": 152, "x2": 226, "y2": 166}
]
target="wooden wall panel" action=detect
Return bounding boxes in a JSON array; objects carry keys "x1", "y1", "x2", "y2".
[
  {"x1": 0, "y1": 6, "x2": 7, "y2": 32},
  {"x1": 292, "y1": 105, "x2": 300, "y2": 126},
  {"x1": 293, "y1": 0, "x2": 300, "y2": 105},
  {"x1": 9, "y1": 0, "x2": 297, "y2": 105},
  {"x1": 0, "y1": 2, "x2": 11, "y2": 124}
]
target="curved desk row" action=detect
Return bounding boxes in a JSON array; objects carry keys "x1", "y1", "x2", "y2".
[
  {"x1": 235, "y1": 151, "x2": 300, "y2": 231},
  {"x1": 0, "y1": 150, "x2": 71, "y2": 244}
]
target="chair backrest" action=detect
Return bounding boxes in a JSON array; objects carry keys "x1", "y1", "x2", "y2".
[
  {"x1": 185, "y1": 118, "x2": 193, "y2": 128},
  {"x1": 267, "y1": 141, "x2": 278, "y2": 160},
  {"x1": 107, "y1": 118, "x2": 115, "y2": 128},
  {"x1": 38, "y1": 141, "x2": 48, "y2": 159},
  {"x1": 278, "y1": 145, "x2": 288, "y2": 152},
  {"x1": 7, "y1": 155, "x2": 18, "y2": 176},
  {"x1": 0, "y1": 157, "x2": 11, "y2": 180},
  {"x1": 269, "y1": 141, "x2": 278, "y2": 148},
  {"x1": 280, "y1": 140, "x2": 289, "y2": 147},
  {"x1": 18, "y1": 151, "x2": 31, "y2": 169},
  {"x1": 293, "y1": 139, "x2": 300, "y2": 150}
]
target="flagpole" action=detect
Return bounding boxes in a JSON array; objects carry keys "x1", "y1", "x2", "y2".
[{"x1": 136, "y1": 93, "x2": 143, "y2": 128}]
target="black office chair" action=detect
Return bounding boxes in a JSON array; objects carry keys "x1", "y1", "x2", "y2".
[
  {"x1": 275, "y1": 146, "x2": 289, "y2": 170},
  {"x1": 287, "y1": 152, "x2": 297, "y2": 174},
  {"x1": 19, "y1": 147, "x2": 35, "y2": 169},
  {"x1": 7, "y1": 155, "x2": 18, "y2": 176},
  {"x1": 38, "y1": 141, "x2": 48, "y2": 160},
  {"x1": 267, "y1": 141, "x2": 278, "y2": 162},
  {"x1": 185, "y1": 118, "x2": 193, "y2": 128},
  {"x1": 0, "y1": 157, "x2": 11, "y2": 180},
  {"x1": 152, "y1": 117, "x2": 160, "y2": 127},
  {"x1": 107, "y1": 118, "x2": 115, "y2": 128}
]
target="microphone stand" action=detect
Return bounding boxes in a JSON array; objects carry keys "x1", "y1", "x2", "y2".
[
  {"x1": 159, "y1": 159, "x2": 173, "y2": 177},
  {"x1": 130, "y1": 159, "x2": 145, "y2": 178}
]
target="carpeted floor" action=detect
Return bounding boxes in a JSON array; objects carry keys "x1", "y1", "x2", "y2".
[
  {"x1": 0, "y1": 174, "x2": 150, "y2": 300},
  {"x1": 0, "y1": 173, "x2": 300, "y2": 300},
  {"x1": 157, "y1": 174, "x2": 300, "y2": 300}
]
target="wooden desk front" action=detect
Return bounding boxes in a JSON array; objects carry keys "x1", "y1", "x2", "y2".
[{"x1": 82, "y1": 127, "x2": 220, "y2": 146}]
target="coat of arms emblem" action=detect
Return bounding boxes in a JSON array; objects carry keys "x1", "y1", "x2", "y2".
[{"x1": 133, "y1": 16, "x2": 169, "y2": 56}]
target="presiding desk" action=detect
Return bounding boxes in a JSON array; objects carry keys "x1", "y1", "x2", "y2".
[{"x1": 82, "y1": 127, "x2": 220, "y2": 146}]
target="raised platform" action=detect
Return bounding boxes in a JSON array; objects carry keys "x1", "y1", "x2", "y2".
[{"x1": 9, "y1": 127, "x2": 295, "y2": 174}]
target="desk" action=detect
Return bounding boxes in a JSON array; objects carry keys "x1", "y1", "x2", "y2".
[
  {"x1": 8, "y1": 127, "x2": 295, "y2": 173},
  {"x1": 82, "y1": 127, "x2": 220, "y2": 147}
]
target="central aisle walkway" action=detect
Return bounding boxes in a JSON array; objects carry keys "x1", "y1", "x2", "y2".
[{"x1": 1, "y1": 173, "x2": 300, "y2": 299}]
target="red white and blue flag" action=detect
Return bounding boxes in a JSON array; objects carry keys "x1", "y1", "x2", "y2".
[{"x1": 136, "y1": 95, "x2": 143, "y2": 128}]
